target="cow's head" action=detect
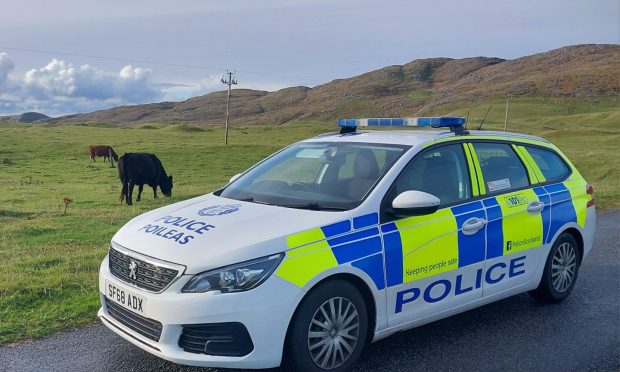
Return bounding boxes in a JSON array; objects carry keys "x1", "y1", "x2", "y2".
[{"x1": 160, "y1": 175, "x2": 173, "y2": 197}]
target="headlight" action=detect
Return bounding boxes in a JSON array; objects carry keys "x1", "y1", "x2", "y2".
[{"x1": 182, "y1": 253, "x2": 284, "y2": 293}]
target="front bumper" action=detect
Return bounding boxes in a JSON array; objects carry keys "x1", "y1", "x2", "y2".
[{"x1": 98, "y1": 259, "x2": 304, "y2": 369}]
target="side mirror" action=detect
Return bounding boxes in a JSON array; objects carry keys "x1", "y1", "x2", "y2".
[
  {"x1": 229, "y1": 173, "x2": 242, "y2": 183},
  {"x1": 391, "y1": 190, "x2": 440, "y2": 216}
]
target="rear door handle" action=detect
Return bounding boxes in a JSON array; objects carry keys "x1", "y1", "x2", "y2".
[
  {"x1": 527, "y1": 201, "x2": 544, "y2": 214},
  {"x1": 462, "y1": 217, "x2": 487, "y2": 235}
]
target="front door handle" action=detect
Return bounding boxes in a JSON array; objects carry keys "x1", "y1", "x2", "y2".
[
  {"x1": 462, "y1": 217, "x2": 487, "y2": 235},
  {"x1": 527, "y1": 201, "x2": 544, "y2": 214}
]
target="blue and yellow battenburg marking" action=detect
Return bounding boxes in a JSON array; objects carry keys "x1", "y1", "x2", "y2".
[
  {"x1": 276, "y1": 213, "x2": 386, "y2": 290},
  {"x1": 276, "y1": 180, "x2": 586, "y2": 291},
  {"x1": 383, "y1": 200, "x2": 487, "y2": 288},
  {"x1": 276, "y1": 138, "x2": 589, "y2": 294}
]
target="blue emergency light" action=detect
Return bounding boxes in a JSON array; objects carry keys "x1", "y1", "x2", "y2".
[{"x1": 338, "y1": 116, "x2": 467, "y2": 135}]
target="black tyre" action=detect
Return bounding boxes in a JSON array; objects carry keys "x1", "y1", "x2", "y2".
[
  {"x1": 284, "y1": 280, "x2": 369, "y2": 372},
  {"x1": 531, "y1": 232, "x2": 581, "y2": 303}
]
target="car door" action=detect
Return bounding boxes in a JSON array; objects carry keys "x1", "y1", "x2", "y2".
[
  {"x1": 381, "y1": 143, "x2": 486, "y2": 327},
  {"x1": 468, "y1": 141, "x2": 546, "y2": 297}
]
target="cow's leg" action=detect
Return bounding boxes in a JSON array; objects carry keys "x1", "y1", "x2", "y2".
[
  {"x1": 127, "y1": 180, "x2": 135, "y2": 205},
  {"x1": 153, "y1": 186, "x2": 158, "y2": 199},
  {"x1": 120, "y1": 181, "x2": 128, "y2": 204},
  {"x1": 137, "y1": 184, "x2": 144, "y2": 202}
]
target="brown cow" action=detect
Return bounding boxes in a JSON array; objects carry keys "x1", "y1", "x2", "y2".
[{"x1": 88, "y1": 145, "x2": 119, "y2": 166}]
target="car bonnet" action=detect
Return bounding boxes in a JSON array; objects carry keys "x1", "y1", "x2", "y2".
[{"x1": 111, "y1": 194, "x2": 351, "y2": 274}]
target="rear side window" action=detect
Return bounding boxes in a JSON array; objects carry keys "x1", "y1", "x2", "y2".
[
  {"x1": 472, "y1": 142, "x2": 529, "y2": 194},
  {"x1": 525, "y1": 146, "x2": 570, "y2": 182}
]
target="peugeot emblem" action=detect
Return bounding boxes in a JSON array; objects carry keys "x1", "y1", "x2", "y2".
[{"x1": 129, "y1": 260, "x2": 138, "y2": 280}]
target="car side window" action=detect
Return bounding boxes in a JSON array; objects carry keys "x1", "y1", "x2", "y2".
[
  {"x1": 386, "y1": 144, "x2": 471, "y2": 209},
  {"x1": 524, "y1": 146, "x2": 570, "y2": 182},
  {"x1": 472, "y1": 142, "x2": 529, "y2": 194}
]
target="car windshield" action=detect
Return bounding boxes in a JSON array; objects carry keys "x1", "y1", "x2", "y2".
[{"x1": 217, "y1": 142, "x2": 410, "y2": 211}]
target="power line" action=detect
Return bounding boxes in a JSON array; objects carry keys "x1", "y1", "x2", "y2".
[
  {"x1": 0, "y1": 45, "x2": 322, "y2": 84},
  {"x1": 0, "y1": 45, "x2": 225, "y2": 72},
  {"x1": 221, "y1": 70, "x2": 237, "y2": 145}
]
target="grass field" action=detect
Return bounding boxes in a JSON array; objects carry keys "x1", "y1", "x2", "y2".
[{"x1": 0, "y1": 96, "x2": 618, "y2": 344}]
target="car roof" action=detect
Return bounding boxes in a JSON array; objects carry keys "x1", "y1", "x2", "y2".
[{"x1": 304, "y1": 129, "x2": 549, "y2": 147}]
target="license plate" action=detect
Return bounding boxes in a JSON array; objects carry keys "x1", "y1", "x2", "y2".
[{"x1": 105, "y1": 280, "x2": 147, "y2": 315}]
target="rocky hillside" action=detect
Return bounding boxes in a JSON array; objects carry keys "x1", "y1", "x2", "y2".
[{"x1": 51, "y1": 44, "x2": 620, "y2": 125}]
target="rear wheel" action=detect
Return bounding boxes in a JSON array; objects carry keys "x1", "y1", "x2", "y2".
[
  {"x1": 531, "y1": 232, "x2": 581, "y2": 303},
  {"x1": 285, "y1": 280, "x2": 368, "y2": 372}
]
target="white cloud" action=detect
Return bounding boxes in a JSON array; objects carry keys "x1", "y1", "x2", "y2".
[
  {"x1": 0, "y1": 54, "x2": 162, "y2": 116},
  {"x1": 0, "y1": 53, "x2": 293, "y2": 116},
  {"x1": 0, "y1": 52, "x2": 15, "y2": 86},
  {"x1": 21, "y1": 59, "x2": 160, "y2": 102}
]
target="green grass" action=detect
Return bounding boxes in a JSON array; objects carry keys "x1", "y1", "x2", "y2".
[
  {"x1": 0, "y1": 96, "x2": 618, "y2": 344},
  {"x1": 0, "y1": 122, "x2": 332, "y2": 343}
]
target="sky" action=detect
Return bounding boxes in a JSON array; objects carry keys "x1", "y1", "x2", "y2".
[{"x1": 0, "y1": 0, "x2": 618, "y2": 116}]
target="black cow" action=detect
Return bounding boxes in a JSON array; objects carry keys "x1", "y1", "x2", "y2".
[{"x1": 118, "y1": 153, "x2": 173, "y2": 205}]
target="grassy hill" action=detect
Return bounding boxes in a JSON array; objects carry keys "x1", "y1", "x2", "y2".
[{"x1": 49, "y1": 44, "x2": 620, "y2": 126}]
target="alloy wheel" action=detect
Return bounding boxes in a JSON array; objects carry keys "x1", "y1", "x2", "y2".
[
  {"x1": 307, "y1": 296, "x2": 360, "y2": 370},
  {"x1": 551, "y1": 241, "x2": 577, "y2": 293}
]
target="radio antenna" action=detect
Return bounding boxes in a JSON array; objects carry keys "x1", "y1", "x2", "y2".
[{"x1": 477, "y1": 105, "x2": 492, "y2": 130}]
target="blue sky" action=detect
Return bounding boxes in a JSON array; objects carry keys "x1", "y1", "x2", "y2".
[{"x1": 0, "y1": 0, "x2": 618, "y2": 116}]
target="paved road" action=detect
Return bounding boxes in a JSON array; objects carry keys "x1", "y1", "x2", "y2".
[{"x1": 1, "y1": 211, "x2": 619, "y2": 372}]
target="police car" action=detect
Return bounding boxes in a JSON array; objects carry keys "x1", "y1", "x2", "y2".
[{"x1": 98, "y1": 117, "x2": 596, "y2": 371}]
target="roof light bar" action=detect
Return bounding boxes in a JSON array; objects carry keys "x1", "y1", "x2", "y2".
[
  {"x1": 338, "y1": 116, "x2": 466, "y2": 128},
  {"x1": 337, "y1": 116, "x2": 468, "y2": 135}
]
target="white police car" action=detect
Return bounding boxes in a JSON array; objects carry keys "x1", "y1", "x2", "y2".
[{"x1": 99, "y1": 117, "x2": 596, "y2": 371}]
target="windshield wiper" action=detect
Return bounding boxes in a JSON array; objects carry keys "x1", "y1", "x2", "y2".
[
  {"x1": 239, "y1": 197, "x2": 272, "y2": 205},
  {"x1": 279, "y1": 203, "x2": 348, "y2": 211}
]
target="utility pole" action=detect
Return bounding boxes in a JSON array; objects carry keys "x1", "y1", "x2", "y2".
[
  {"x1": 221, "y1": 70, "x2": 237, "y2": 145},
  {"x1": 503, "y1": 96, "x2": 511, "y2": 132}
]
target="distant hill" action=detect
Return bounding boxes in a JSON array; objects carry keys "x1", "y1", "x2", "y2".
[
  {"x1": 49, "y1": 44, "x2": 620, "y2": 125},
  {"x1": 19, "y1": 112, "x2": 50, "y2": 123},
  {"x1": 0, "y1": 115, "x2": 19, "y2": 122},
  {"x1": 0, "y1": 112, "x2": 51, "y2": 123}
]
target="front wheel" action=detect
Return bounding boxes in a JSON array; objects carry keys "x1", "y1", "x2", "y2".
[
  {"x1": 285, "y1": 280, "x2": 368, "y2": 372},
  {"x1": 531, "y1": 232, "x2": 581, "y2": 303}
]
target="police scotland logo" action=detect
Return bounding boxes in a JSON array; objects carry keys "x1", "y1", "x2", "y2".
[{"x1": 198, "y1": 204, "x2": 241, "y2": 216}]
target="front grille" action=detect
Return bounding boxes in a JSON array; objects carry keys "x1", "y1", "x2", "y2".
[
  {"x1": 179, "y1": 323, "x2": 254, "y2": 357},
  {"x1": 109, "y1": 247, "x2": 178, "y2": 292},
  {"x1": 105, "y1": 299, "x2": 163, "y2": 342}
]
